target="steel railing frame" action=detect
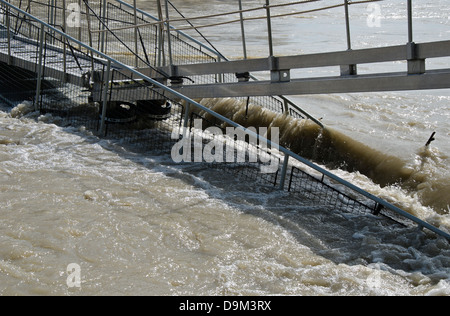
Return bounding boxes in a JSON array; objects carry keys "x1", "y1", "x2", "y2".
[{"x1": 114, "y1": 0, "x2": 322, "y2": 127}]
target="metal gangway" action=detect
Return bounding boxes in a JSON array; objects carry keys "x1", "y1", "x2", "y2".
[
  {"x1": 0, "y1": 0, "x2": 449, "y2": 241},
  {"x1": 138, "y1": 0, "x2": 450, "y2": 98}
]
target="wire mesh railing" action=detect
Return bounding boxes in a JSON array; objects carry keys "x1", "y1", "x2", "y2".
[
  {"x1": 3, "y1": 0, "x2": 312, "y2": 122},
  {"x1": 111, "y1": 0, "x2": 317, "y2": 123},
  {"x1": 0, "y1": 0, "x2": 449, "y2": 241}
]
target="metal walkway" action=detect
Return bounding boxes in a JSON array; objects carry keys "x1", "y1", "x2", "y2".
[
  {"x1": 0, "y1": 0, "x2": 449, "y2": 241},
  {"x1": 148, "y1": 0, "x2": 450, "y2": 98},
  {"x1": 0, "y1": 24, "x2": 100, "y2": 87},
  {"x1": 165, "y1": 42, "x2": 450, "y2": 98}
]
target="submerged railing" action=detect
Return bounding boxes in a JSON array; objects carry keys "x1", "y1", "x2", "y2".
[{"x1": 0, "y1": 0, "x2": 449, "y2": 241}]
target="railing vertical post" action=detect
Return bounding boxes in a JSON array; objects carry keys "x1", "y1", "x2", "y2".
[
  {"x1": 238, "y1": 0, "x2": 247, "y2": 60},
  {"x1": 6, "y1": 6, "x2": 10, "y2": 64},
  {"x1": 279, "y1": 154, "x2": 289, "y2": 190},
  {"x1": 100, "y1": 0, "x2": 107, "y2": 53},
  {"x1": 49, "y1": 0, "x2": 54, "y2": 27},
  {"x1": 28, "y1": 0, "x2": 32, "y2": 38},
  {"x1": 133, "y1": 0, "x2": 139, "y2": 67},
  {"x1": 406, "y1": 0, "x2": 424, "y2": 74},
  {"x1": 265, "y1": 0, "x2": 274, "y2": 57},
  {"x1": 49, "y1": 0, "x2": 55, "y2": 44},
  {"x1": 164, "y1": 0, "x2": 173, "y2": 70},
  {"x1": 35, "y1": 23, "x2": 45, "y2": 112},
  {"x1": 77, "y1": 0, "x2": 82, "y2": 50},
  {"x1": 156, "y1": 0, "x2": 165, "y2": 67},
  {"x1": 99, "y1": 60, "x2": 111, "y2": 136},
  {"x1": 407, "y1": 0, "x2": 413, "y2": 43},
  {"x1": 62, "y1": 0, "x2": 67, "y2": 82},
  {"x1": 283, "y1": 98, "x2": 289, "y2": 114},
  {"x1": 216, "y1": 54, "x2": 223, "y2": 83},
  {"x1": 84, "y1": 0, "x2": 95, "y2": 74},
  {"x1": 341, "y1": 0, "x2": 357, "y2": 76},
  {"x1": 344, "y1": 0, "x2": 351, "y2": 50}
]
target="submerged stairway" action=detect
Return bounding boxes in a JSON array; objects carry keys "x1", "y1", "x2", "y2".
[{"x1": 0, "y1": 0, "x2": 449, "y2": 241}]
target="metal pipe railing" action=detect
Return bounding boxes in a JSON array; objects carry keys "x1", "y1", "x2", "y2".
[
  {"x1": 1, "y1": 0, "x2": 448, "y2": 242},
  {"x1": 123, "y1": 0, "x2": 323, "y2": 125},
  {"x1": 114, "y1": 0, "x2": 322, "y2": 127}
]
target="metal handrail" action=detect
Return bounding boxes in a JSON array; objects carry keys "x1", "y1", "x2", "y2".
[
  {"x1": 1, "y1": 0, "x2": 449, "y2": 241},
  {"x1": 114, "y1": 0, "x2": 322, "y2": 127},
  {"x1": 115, "y1": 0, "x2": 222, "y2": 58}
]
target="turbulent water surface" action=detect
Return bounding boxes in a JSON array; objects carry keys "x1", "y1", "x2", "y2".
[{"x1": 0, "y1": 0, "x2": 449, "y2": 295}]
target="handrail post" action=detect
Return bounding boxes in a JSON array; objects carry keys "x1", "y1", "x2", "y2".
[
  {"x1": 156, "y1": 0, "x2": 165, "y2": 67},
  {"x1": 133, "y1": 0, "x2": 139, "y2": 67},
  {"x1": 279, "y1": 154, "x2": 289, "y2": 190},
  {"x1": 238, "y1": 0, "x2": 247, "y2": 60},
  {"x1": 216, "y1": 54, "x2": 223, "y2": 83},
  {"x1": 62, "y1": 0, "x2": 67, "y2": 82},
  {"x1": 99, "y1": 60, "x2": 111, "y2": 136},
  {"x1": 6, "y1": 6, "x2": 10, "y2": 64},
  {"x1": 265, "y1": 0, "x2": 274, "y2": 57},
  {"x1": 49, "y1": 0, "x2": 55, "y2": 43},
  {"x1": 34, "y1": 23, "x2": 45, "y2": 112},
  {"x1": 407, "y1": 0, "x2": 413, "y2": 43},
  {"x1": 344, "y1": 0, "x2": 351, "y2": 50},
  {"x1": 164, "y1": 0, "x2": 173, "y2": 70},
  {"x1": 100, "y1": 0, "x2": 107, "y2": 53},
  {"x1": 406, "y1": 0, "x2": 425, "y2": 74},
  {"x1": 341, "y1": 0, "x2": 357, "y2": 76},
  {"x1": 77, "y1": 0, "x2": 81, "y2": 50},
  {"x1": 84, "y1": 0, "x2": 95, "y2": 75}
]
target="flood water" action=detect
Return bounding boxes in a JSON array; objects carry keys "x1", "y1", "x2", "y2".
[{"x1": 0, "y1": 0, "x2": 449, "y2": 295}]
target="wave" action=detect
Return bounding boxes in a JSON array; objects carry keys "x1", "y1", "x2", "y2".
[
  {"x1": 5, "y1": 99, "x2": 449, "y2": 214},
  {"x1": 195, "y1": 98, "x2": 450, "y2": 214}
]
